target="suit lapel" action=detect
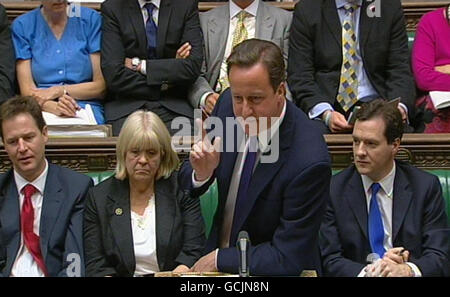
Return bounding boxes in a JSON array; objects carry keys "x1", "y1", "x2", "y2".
[
  {"x1": 345, "y1": 168, "x2": 369, "y2": 240},
  {"x1": 154, "y1": 178, "x2": 175, "y2": 271},
  {"x1": 392, "y1": 165, "x2": 413, "y2": 242},
  {"x1": 128, "y1": 0, "x2": 148, "y2": 57},
  {"x1": 255, "y1": 2, "x2": 274, "y2": 40},
  {"x1": 323, "y1": 0, "x2": 342, "y2": 48},
  {"x1": 359, "y1": 0, "x2": 374, "y2": 53},
  {"x1": 0, "y1": 171, "x2": 20, "y2": 275},
  {"x1": 208, "y1": 4, "x2": 229, "y2": 79},
  {"x1": 106, "y1": 179, "x2": 135, "y2": 275},
  {"x1": 40, "y1": 164, "x2": 64, "y2": 262},
  {"x1": 156, "y1": 0, "x2": 172, "y2": 58}
]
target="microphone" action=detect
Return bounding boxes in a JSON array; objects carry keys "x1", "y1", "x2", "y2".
[{"x1": 236, "y1": 231, "x2": 250, "y2": 277}]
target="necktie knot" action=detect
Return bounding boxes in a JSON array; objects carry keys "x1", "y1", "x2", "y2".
[
  {"x1": 144, "y1": 2, "x2": 156, "y2": 16},
  {"x1": 343, "y1": 3, "x2": 357, "y2": 14},
  {"x1": 237, "y1": 10, "x2": 249, "y2": 23},
  {"x1": 23, "y1": 184, "x2": 37, "y2": 200},
  {"x1": 371, "y1": 182, "x2": 381, "y2": 196}
]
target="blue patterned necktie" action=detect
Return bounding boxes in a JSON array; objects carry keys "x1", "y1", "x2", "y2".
[
  {"x1": 144, "y1": 2, "x2": 158, "y2": 59},
  {"x1": 368, "y1": 183, "x2": 386, "y2": 258}
]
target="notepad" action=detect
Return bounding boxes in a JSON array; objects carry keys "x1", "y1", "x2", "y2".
[
  {"x1": 42, "y1": 104, "x2": 97, "y2": 125},
  {"x1": 429, "y1": 91, "x2": 450, "y2": 110}
]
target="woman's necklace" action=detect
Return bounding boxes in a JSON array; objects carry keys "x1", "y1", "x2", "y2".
[{"x1": 135, "y1": 193, "x2": 155, "y2": 230}]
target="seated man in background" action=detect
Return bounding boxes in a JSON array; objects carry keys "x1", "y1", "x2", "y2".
[
  {"x1": 188, "y1": 0, "x2": 292, "y2": 114},
  {"x1": 0, "y1": 96, "x2": 93, "y2": 277},
  {"x1": 0, "y1": 3, "x2": 16, "y2": 104},
  {"x1": 101, "y1": 0, "x2": 203, "y2": 135},
  {"x1": 288, "y1": 0, "x2": 415, "y2": 134},
  {"x1": 320, "y1": 99, "x2": 450, "y2": 277},
  {"x1": 180, "y1": 39, "x2": 331, "y2": 276}
]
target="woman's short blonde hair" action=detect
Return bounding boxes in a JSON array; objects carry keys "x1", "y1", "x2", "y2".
[{"x1": 115, "y1": 110, "x2": 179, "y2": 180}]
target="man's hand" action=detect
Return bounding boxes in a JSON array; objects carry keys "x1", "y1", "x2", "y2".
[
  {"x1": 435, "y1": 64, "x2": 450, "y2": 74},
  {"x1": 176, "y1": 42, "x2": 191, "y2": 59},
  {"x1": 31, "y1": 86, "x2": 64, "y2": 106},
  {"x1": 383, "y1": 247, "x2": 409, "y2": 264},
  {"x1": 204, "y1": 93, "x2": 219, "y2": 115},
  {"x1": 190, "y1": 119, "x2": 221, "y2": 182},
  {"x1": 377, "y1": 260, "x2": 414, "y2": 277},
  {"x1": 173, "y1": 264, "x2": 190, "y2": 274},
  {"x1": 190, "y1": 251, "x2": 218, "y2": 273},
  {"x1": 324, "y1": 111, "x2": 353, "y2": 133}
]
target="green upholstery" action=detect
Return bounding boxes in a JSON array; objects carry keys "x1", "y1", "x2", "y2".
[
  {"x1": 85, "y1": 171, "x2": 114, "y2": 185},
  {"x1": 407, "y1": 31, "x2": 415, "y2": 50},
  {"x1": 199, "y1": 179, "x2": 218, "y2": 238}
]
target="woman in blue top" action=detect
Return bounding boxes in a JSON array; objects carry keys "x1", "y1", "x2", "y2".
[{"x1": 12, "y1": 0, "x2": 105, "y2": 124}]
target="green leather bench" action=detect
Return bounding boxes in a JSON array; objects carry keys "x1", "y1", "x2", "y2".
[{"x1": 84, "y1": 168, "x2": 450, "y2": 238}]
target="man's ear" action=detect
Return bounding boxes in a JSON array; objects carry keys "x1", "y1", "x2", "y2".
[
  {"x1": 42, "y1": 125, "x2": 49, "y2": 143},
  {"x1": 392, "y1": 138, "x2": 401, "y2": 155}
]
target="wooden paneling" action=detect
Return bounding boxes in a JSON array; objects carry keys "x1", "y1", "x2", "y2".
[
  {"x1": 2, "y1": 1, "x2": 449, "y2": 31},
  {"x1": 0, "y1": 134, "x2": 449, "y2": 172}
]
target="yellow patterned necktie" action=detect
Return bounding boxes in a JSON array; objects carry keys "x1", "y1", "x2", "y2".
[
  {"x1": 218, "y1": 10, "x2": 249, "y2": 93},
  {"x1": 336, "y1": 4, "x2": 359, "y2": 112}
]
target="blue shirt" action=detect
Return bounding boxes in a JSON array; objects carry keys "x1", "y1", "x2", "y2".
[{"x1": 12, "y1": 6, "x2": 104, "y2": 124}]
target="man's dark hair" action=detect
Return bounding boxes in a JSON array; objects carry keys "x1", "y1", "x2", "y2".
[
  {"x1": 0, "y1": 96, "x2": 46, "y2": 139},
  {"x1": 355, "y1": 99, "x2": 404, "y2": 143},
  {"x1": 227, "y1": 38, "x2": 285, "y2": 92}
]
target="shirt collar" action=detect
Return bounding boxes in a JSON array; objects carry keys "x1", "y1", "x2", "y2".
[
  {"x1": 139, "y1": 0, "x2": 160, "y2": 10},
  {"x1": 361, "y1": 161, "x2": 396, "y2": 199},
  {"x1": 229, "y1": 0, "x2": 259, "y2": 19},
  {"x1": 257, "y1": 99, "x2": 287, "y2": 154},
  {"x1": 14, "y1": 159, "x2": 49, "y2": 196},
  {"x1": 335, "y1": 0, "x2": 362, "y2": 9}
]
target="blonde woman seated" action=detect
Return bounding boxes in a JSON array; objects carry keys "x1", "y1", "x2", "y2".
[{"x1": 84, "y1": 110, "x2": 205, "y2": 277}]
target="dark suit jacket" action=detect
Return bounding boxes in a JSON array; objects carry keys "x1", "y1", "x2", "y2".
[
  {"x1": 0, "y1": 4, "x2": 15, "y2": 104},
  {"x1": 0, "y1": 163, "x2": 93, "y2": 277},
  {"x1": 84, "y1": 172, "x2": 205, "y2": 277},
  {"x1": 100, "y1": 0, "x2": 203, "y2": 122},
  {"x1": 287, "y1": 0, "x2": 415, "y2": 120},
  {"x1": 320, "y1": 161, "x2": 450, "y2": 276},
  {"x1": 180, "y1": 89, "x2": 331, "y2": 276}
]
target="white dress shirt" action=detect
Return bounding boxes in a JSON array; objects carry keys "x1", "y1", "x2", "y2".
[
  {"x1": 137, "y1": 0, "x2": 161, "y2": 75},
  {"x1": 131, "y1": 196, "x2": 159, "y2": 276},
  {"x1": 200, "y1": 0, "x2": 259, "y2": 107},
  {"x1": 357, "y1": 163, "x2": 422, "y2": 277},
  {"x1": 10, "y1": 160, "x2": 49, "y2": 277}
]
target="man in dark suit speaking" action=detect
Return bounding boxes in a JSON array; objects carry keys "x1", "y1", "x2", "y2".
[
  {"x1": 0, "y1": 96, "x2": 93, "y2": 277},
  {"x1": 288, "y1": 0, "x2": 415, "y2": 134},
  {"x1": 180, "y1": 39, "x2": 331, "y2": 276},
  {"x1": 101, "y1": 0, "x2": 203, "y2": 135},
  {"x1": 320, "y1": 99, "x2": 450, "y2": 277}
]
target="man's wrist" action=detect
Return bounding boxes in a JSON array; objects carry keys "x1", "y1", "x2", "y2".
[{"x1": 322, "y1": 110, "x2": 332, "y2": 127}]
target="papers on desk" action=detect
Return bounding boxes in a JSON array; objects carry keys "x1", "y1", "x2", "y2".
[
  {"x1": 42, "y1": 104, "x2": 97, "y2": 125},
  {"x1": 429, "y1": 91, "x2": 450, "y2": 110}
]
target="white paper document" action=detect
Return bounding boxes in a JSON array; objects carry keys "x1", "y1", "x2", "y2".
[
  {"x1": 42, "y1": 104, "x2": 97, "y2": 125},
  {"x1": 429, "y1": 91, "x2": 450, "y2": 110}
]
